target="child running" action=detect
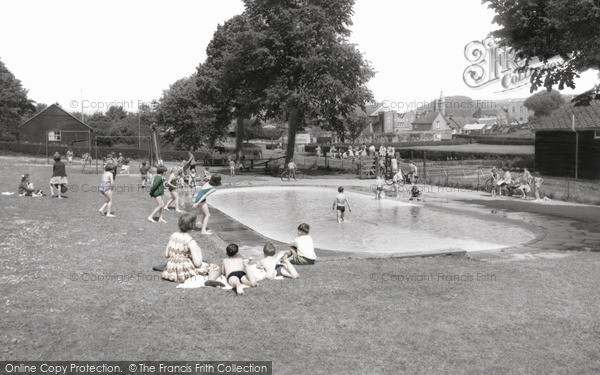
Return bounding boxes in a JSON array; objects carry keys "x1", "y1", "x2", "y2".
[
  {"x1": 98, "y1": 164, "x2": 116, "y2": 217},
  {"x1": 282, "y1": 223, "x2": 316, "y2": 265},
  {"x1": 148, "y1": 166, "x2": 168, "y2": 223},
  {"x1": 49, "y1": 154, "x2": 68, "y2": 199},
  {"x1": 165, "y1": 167, "x2": 183, "y2": 213},
  {"x1": 221, "y1": 243, "x2": 258, "y2": 295},
  {"x1": 256, "y1": 242, "x2": 299, "y2": 280},
  {"x1": 192, "y1": 174, "x2": 222, "y2": 234},
  {"x1": 332, "y1": 186, "x2": 352, "y2": 223}
]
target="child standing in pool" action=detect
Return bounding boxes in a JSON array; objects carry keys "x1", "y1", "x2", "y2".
[
  {"x1": 283, "y1": 223, "x2": 316, "y2": 265},
  {"x1": 98, "y1": 164, "x2": 116, "y2": 217},
  {"x1": 221, "y1": 243, "x2": 258, "y2": 295},
  {"x1": 256, "y1": 242, "x2": 299, "y2": 280},
  {"x1": 332, "y1": 186, "x2": 352, "y2": 223},
  {"x1": 192, "y1": 174, "x2": 222, "y2": 234},
  {"x1": 148, "y1": 166, "x2": 168, "y2": 223},
  {"x1": 375, "y1": 175, "x2": 384, "y2": 200}
]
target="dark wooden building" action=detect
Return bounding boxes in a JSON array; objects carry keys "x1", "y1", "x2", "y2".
[
  {"x1": 19, "y1": 104, "x2": 93, "y2": 149},
  {"x1": 533, "y1": 100, "x2": 600, "y2": 179}
]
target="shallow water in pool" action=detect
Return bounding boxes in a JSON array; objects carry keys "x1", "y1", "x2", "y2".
[{"x1": 208, "y1": 186, "x2": 536, "y2": 254}]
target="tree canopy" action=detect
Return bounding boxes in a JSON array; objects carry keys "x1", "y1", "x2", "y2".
[
  {"x1": 523, "y1": 89, "x2": 566, "y2": 118},
  {"x1": 484, "y1": 0, "x2": 600, "y2": 105},
  {"x1": 0, "y1": 58, "x2": 35, "y2": 140}
]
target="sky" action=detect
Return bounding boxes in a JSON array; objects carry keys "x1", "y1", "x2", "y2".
[{"x1": 1, "y1": 0, "x2": 598, "y2": 114}]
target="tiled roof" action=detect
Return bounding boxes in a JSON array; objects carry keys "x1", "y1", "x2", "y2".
[
  {"x1": 412, "y1": 111, "x2": 441, "y2": 125},
  {"x1": 534, "y1": 100, "x2": 600, "y2": 131}
]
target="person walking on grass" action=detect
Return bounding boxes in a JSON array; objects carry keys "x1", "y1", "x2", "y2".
[
  {"x1": 148, "y1": 166, "x2": 168, "y2": 223},
  {"x1": 98, "y1": 164, "x2": 116, "y2": 217},
  {"x1": 192, "y1": 174, "x2": 222, "y2": 235},
  {"x1": 164, "y1": 167, "x2": 183, "y2": 213}
]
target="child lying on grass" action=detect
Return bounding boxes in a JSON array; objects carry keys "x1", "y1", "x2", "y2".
[
  {"x1": 222, "y1": 243, "x2": 258, "y2": 295},
  {"x1": 256, "y1": 242, "x2": 299, "y2": 280}
]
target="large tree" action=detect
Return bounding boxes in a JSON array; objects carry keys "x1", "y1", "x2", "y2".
[
  {"x1": 200, "y1": 14, "x2": 273, "y2": 161},
  {"x1": 0, "y1": 59, "x2": 35, "y2": 140},
  {"x1": 243, "y1": 0, "x2": 374, "y2": 163},
  {"x1": 156, "y1": 74, "x2": 227, "y2": 151},
  {"x1": 523, "y1": 89, "x2": 566, "y2": 118},
  {"x1": 484, "y1": 0, "x2": 600, "y2": 105}
]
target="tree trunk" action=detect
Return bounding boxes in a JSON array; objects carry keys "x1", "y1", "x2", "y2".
[
  {"x1": 235, "y1": 116, "x2": 245, "y2": 162},
  {"x1": 285, "y1": 108, "x2": 299, "y2": 164}
]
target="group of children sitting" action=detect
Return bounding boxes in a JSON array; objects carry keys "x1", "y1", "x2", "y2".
[{"x1": 161, "y1": 214, "x2": 315, "y2": 295}]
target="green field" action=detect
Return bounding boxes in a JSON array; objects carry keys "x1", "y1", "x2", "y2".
[{"x1": 1, "y1": 156, "x2": 599, "y2": 373}]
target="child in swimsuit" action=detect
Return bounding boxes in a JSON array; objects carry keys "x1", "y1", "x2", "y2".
[
  {"x1": 98, "y1": 164, "x2": 115, "y2": 217},
  {"x1": 192, "y1": 174, "x2": 222, "y2": 234},
  {"x1": 221, "y1": 243, "x2": 258, "y2": 295},
  {"x1": 375, "y1": 175, "x2": 384, "y2": 200},
  {"x1": 332, "y1": 186, "x2": 351, "y2": 223},
  {"x1": 164, "y1": 167, "x2": 183, "y2": 212},
  {"x1": 256, "y1": 242, "x2": 299, "y2": 280},
  {"x1": 148, "y1": 166, "x2": 168, "y2": 223},
  {"x1": 140, "y1": 162, "x2": 151, "y2": 187}
]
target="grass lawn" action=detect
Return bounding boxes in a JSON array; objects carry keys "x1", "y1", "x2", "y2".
[
  {"x1": 1, "y1": 156, "x2": 599, "y2": 374},
  {"x1": 403, "y1": 144, "x2": 534, "y2": 155}
]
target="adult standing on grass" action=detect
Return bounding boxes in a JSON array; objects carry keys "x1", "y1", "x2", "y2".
[
  {"x1": 49, "y1": 154, "x2": 68, "y2": 199},
  {"x1": 186, "y1": 151, "x2": 196, "y2": 175},
  {"x1": 98, "y1": 164, "x2": 115, "y2": 217},
  {"x1": 192, "y1": 174, "x2": 222, "y2": 235}
]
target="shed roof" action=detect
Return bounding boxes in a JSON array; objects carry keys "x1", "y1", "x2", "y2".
[
  {"x1": 20, "y1": 104, "x2": 93, "y2": 131},
  {"x1": 534, "y1": 100, "x2": 600, "y2": 131}
]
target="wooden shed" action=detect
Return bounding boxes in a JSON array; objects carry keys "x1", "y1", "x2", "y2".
[
  {"x1": 533, "y1": 100, "x2": 600, "y2": 179},
  {"x1": 19, "y1": 104, "x2": 93, "y2": 149}
]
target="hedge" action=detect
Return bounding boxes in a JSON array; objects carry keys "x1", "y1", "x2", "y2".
[{"x1": 0, "y1": 142, "x2": 262, "y2": 162}]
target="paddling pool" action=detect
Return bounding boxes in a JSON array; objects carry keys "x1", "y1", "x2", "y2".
[{"x1": 208, "y1": 186, "x2": 536, "y2": 255}]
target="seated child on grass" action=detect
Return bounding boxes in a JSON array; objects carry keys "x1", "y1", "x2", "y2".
[
  {"x1": 18, "y1": 174, "x2": 44, "y2": 197},
  {"x1": 283, "y1": 223, "x2": 316, "y2": 265},
  {"x1": 256, "y1": 242, "x2": 299, "y2": 280},
  {"x1": 222, "y1": 243, "x2": 258, "y2": 295}
]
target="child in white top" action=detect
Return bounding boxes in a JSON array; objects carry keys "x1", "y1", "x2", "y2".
[{"x1": 283, "y1": 223, "x2": 316, "y2": 265}]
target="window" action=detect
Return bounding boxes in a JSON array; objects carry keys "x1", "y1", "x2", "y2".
[
  {"x1": 48, "y1": 130, "x2": 61, "y2": 141},
  {"x1": 595, "y1": 130, "x2": 600, "y2": 139},
  {"x1": 436, "y1": 121, "x2": 440, "y2": 129}
]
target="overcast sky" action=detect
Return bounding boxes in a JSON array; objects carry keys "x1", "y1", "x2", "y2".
[{"x1": 1, "y1": 0, "x2": 597, "y2": 114}]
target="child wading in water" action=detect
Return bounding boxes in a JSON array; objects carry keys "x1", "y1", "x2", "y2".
[
  {"x1": 98, "y1": 164, "x2": 116, "y2": 217},
  {"x1": 222, "y1": 243, "x2": 258, "y2": 295},
  {"x1": 256, "y1": 242, "x2": 299, "y2": 280},
  {"x1": 283, "y1": 223, "x2": 316, "y2": 265},
  {"x1": 333, "y1": 186, "x2": 352, "y2": 223},
  {"x1": 192, "y1": 174, "x2": 221, "y2": 234},
  {"x1": 165, "y1": 167, "x2": 183, "y2": 212},
  {"x1": 375, "y1": 175, "x2": 384, "y2": 200},
  {"x1": 148, "y1": 166, "x2": 168, "y2": 223}
]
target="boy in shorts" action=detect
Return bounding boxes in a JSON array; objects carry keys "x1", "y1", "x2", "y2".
[
  {"x1": 256, "y1": 242, "x2": 299, "y2": 280},
  {"x1": 140, "y1": 162, "x2": 151, "y2": 187},
  {"x1": 332, "y1": 186, "x2": 352, "y2": 223},
  {"x1": 283, "y1": 223, "x2": 316, "y2": 265}
]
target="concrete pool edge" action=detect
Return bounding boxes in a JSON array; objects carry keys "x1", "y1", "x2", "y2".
[{"x1": 207, "y1": 184, "x2": 545, "y2": 259}]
